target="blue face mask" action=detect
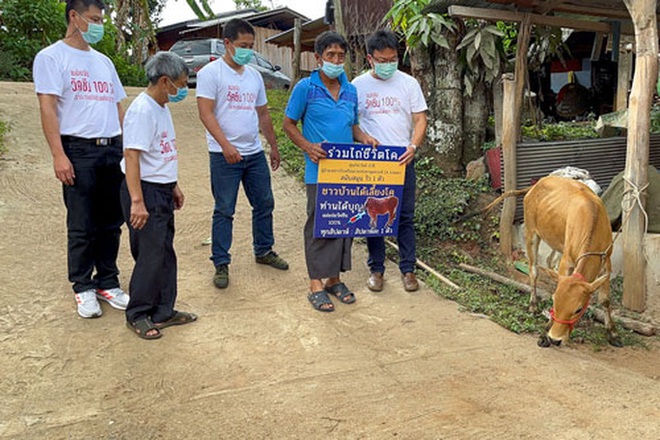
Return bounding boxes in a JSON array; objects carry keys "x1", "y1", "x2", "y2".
[
  {"x1": 374, "y1": 61, "x2": 398, "y2": 80},
  {"x1": 321, "y1": 61, "x2": 345, "y2": 79},
  {"x1": 232, "y1": 47, "x2": 254, "y2": 66},
  {"x1": 78, "y1": 15, "x2": 104, "y2": 44},
  {"x1": 167, "y1": 79, "x2": 188, "y2": 103}
]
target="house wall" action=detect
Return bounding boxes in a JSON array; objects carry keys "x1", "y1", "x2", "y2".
[{"x1": 255, "y1": 27, "x2": 317, "y2": 78}]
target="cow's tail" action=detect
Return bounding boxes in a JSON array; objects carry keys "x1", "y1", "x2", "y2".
[{"x1": 456, "y1": 187, "x2": 531, "y2": 222}]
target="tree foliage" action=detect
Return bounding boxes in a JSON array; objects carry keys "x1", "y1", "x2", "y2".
[
  {"x1": 0, "y1": 0, "x2": 216, "y2": 85},
  {"x1": 0, "y1": 0, "x2": 66, "y2": 81},
  {"x1": 387, "y1": 0, "x2": 508, "y2": 96},
  {"x1": 233, "y1": 0, "x2": 267, "y2": 12}
]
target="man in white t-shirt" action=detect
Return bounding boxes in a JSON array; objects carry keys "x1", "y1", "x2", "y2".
[
  {"x1": 352, "y1": 30, "x2": 428, "y2": 293},
  {"x1": 119, "y1": 52, "x2": 197, "y2": 340},
  {"x1": 33, "y1": 0, "x2": 129, "y2": 319},
  {"x1": 197, "y1": 18, "x2": 289, "y2": 290}
]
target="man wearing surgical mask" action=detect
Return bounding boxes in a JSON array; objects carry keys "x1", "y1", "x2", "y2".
[
  {"x1": 283, "y1": 31, "x2": 378, "y2": 313},
  {"x1": 352, "y1": 30, "x2": 428, "y2": 294},
  {"x1": 120, "y1": 52, "x2": 197, "y2": 339},
  {"x1": 33, "y1": 0, "x2": 130, "y2": 319},
  {"x1": 197, "y1": 18, "x2": 289, "y2": 290}
]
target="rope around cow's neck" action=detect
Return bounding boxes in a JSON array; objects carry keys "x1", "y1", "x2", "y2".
[{"x1": 573, "y1": 177, "x2": 649, "y2": 276}]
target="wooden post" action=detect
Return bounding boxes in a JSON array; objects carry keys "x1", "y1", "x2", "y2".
[
  {"x1": 292, "y1": 18, "x2": 302, "y2": 87},
  {"x1": 514, "y1": 14, "x2": 532, "y2": 142},
  {"x1": 499, "y1": 16, "x2": 530, "y2": 257},
  {"x1": 333, "y1": 0, "x2": 352, "y2": 79},
  {"x1": 621, "y1": 0, "x2": 657, "y2": 311},
  {"x1": 615, "y1": 39, "x2": 633, "y2": 111},
  {"x1": 500, "y1": 73, "x2": 517, "y2": 258},
  {"x1": 493, "y1": 78, "x2": 503, "y2": 146}
]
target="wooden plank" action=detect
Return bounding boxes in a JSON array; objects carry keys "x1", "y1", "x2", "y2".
[
  {"x1": 615, "y1": 46, "x2": 633, "y2": 111},
  {"x1": 621, "y1": 0, "x2": 656, "y2": 312},
  {"x1": 448, "y1": 5, "x2": 613, "y2": 32},
  {"x1": 500, "y1": 73, "x2": 517, "y2": 258}
]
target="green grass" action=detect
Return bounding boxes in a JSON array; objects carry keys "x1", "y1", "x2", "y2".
[
  {"x1": 267, "y1": 90, "x2": 305, "y2": 181},
  {"x1": 266, "y1": 92, "x2": 654, "y2": 349},
  {"x1": 0, "y1": 119, "x2": 11, "y2": 157}
]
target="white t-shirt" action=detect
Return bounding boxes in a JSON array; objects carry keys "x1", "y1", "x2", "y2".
[
  {"x1": 120, "y1": 92, "x2": 178, "y2": 184},
  {"x1": 352, "y1": 70, "x2": 427, "y2": 146},
  {"x1": 33, "y1": 40, "x2": 126, "y2": 138},
  {"x1": 196, "y1": 58, "x2": 267, "y2": 155}
]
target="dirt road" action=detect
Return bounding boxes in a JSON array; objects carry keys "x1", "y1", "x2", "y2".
[{"x1": 0, "y1": 81, "x2": 658, "y2": 439}]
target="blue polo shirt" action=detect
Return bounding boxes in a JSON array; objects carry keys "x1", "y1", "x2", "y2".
[{"x1": 285, "y1": 70, "x2": 359, "y2": 184}]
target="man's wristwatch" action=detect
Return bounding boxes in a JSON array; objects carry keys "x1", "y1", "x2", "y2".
[{"x1": 409, "y1": 144, "x2": 418, "y2": 151}]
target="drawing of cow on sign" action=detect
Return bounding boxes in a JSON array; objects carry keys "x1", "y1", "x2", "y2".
[{"x1": 364, "y1": 196, "x2": 399, "y2": 228}]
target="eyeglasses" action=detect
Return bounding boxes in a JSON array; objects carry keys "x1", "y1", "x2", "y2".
[{"x1": 371, "y1": 56, "x2": 398, "y2": 64}]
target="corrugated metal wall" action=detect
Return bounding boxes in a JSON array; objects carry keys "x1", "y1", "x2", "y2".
[{"x1": 500, "y1": 134, "x2": 660, "y2": 221}]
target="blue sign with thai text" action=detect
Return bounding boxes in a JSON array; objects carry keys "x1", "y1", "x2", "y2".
[{"x1": 314, "y1": 142, "x2": 407, "y2": 238}]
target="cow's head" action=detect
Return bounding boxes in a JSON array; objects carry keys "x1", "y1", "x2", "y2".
[{"x1": 537, "y1": 270, "x2": 609, "y2": 347}]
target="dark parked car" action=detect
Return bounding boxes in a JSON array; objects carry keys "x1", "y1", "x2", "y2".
[{"x1": 169, "y1": 38, "x2": 291, "y2": 90}]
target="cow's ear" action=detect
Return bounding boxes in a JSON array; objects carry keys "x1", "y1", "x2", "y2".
[
  {"x1": 588, "y1": 274, "x2": 609, "y2": 292},
  {"x1": 538, "y1": 266, "x2": 559, "y2": 281}
]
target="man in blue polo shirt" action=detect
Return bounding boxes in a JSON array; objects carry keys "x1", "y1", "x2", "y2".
[{"x1": 283, "y1": 31, "x2": 378, "y2": 313}]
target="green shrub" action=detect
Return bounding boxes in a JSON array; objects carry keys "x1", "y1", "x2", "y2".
[
  {"x1": 522, "y1": 121, "x2": 598, "y2": 141},
  {"x1": 414, "y1": 156, "x2": 493, "y2": 243}
]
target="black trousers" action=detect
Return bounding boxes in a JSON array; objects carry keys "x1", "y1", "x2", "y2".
[
  {"x1": 61, "y1": 136, "x2": 124, "y2": 293},
  {"x1": 120, "y1": 180, "x2": 177, "y2": 323}
]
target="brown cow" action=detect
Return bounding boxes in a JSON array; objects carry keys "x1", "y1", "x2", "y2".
[
  {"x1": 364, "y1": 196, "x2": 399, "y2": 229},
  {"x1": 483, "y1": 176, "x2": 620, "y2": 347}
]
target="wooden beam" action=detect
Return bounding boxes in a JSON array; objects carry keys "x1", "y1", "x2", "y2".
[
  {"x1": 448, "y1": 5, "x2": 637, "y2": 34},
  {"x1": 292, "y1": 18, "x2": 302, "y2": 87},
  {"x1": 621, "y1": 0, "x2": 656, "y2": 312},
  {"x1": 500, "y1": 73, "x2": 517, "y2": 258}
]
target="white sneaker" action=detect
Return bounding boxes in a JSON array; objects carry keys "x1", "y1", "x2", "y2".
[
  {"x1": 96, "y1": 288, "x2": 130, "y2": 310},
  {"x1": 75, "y1": 290, "x2": 102, "y2": 318}
]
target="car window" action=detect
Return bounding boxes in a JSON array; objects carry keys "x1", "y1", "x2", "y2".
[
  {"x1": 255, "y1": 55, "x2": 275, "y2": 70},
  {"x1": 170, "y1": 40, "x2": 212, "y2": 56},
  {"x1": 212, "y1": 41, "x2": 226, "y2": 55}
]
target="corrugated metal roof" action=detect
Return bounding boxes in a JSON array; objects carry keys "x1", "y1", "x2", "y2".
[{"x1": 500, "y1": 135, "x2": 660, "y2": 221}]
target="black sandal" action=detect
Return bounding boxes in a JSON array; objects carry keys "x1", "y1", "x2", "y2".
[
  {"x1": 325, "y1": 282, "x2": 356, "y2": 304},
  {"x1": 154, "y1": 311, "x2": 198, "y2": 329},
  {"x1": 126, "y1": 318, "x2": 162, "y2": 340},
  {"x1": 308, "y1": 290, "x2": 334, "y2": 312}
]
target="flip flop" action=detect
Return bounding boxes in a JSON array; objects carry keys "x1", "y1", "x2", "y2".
[
  {"x1": 126, "y1": 318, "x2": 162, "y2": 340},
  {"x1": 153, "y1": 311, "x2": 198, "y2": 329},
  {"x1": 324, "y1": 282, "x2": 356, "y2": 304},
  {"x1": 308, "y1": 290, "x2": 334, "y2": 312}
]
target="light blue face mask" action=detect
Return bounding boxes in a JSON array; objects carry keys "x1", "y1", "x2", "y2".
[
  {"x1": 232, "y1": 47, "x2": 254, "y2": 66},
  {"x1": 321, "y1": 61, "x2": 345, "y2": 79},
  {"x1": 78, "y1": 15, "x2": 104, "y2": 44},
  {"x1": 167, "y1": 79, "x2": 188, "y2": 103},
  {"x1": 374, "y1": 61, "x2": 398, "y2": 80}
]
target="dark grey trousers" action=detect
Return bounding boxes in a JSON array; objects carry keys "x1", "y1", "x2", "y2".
[{"x1": 304, "y1": 185, "x2": 352, "y2": 279}]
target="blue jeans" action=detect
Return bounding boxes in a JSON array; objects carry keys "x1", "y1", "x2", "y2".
[
  {"x1": 210, "y1": 151, "x2": 275, "y2": 267},
  {"x1": 62, "y1": 136, "x2": 124, "y2": 293},
  {"x1": 367, "y1": 160, "x2": 416, "y2": 274}
]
